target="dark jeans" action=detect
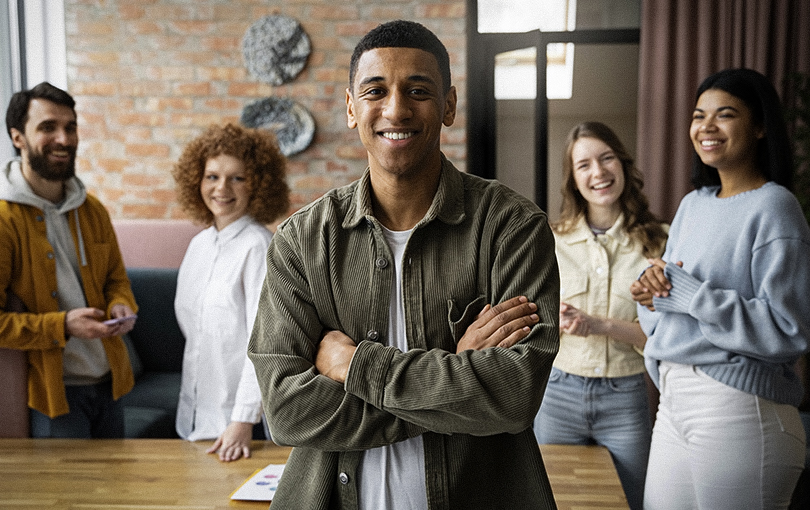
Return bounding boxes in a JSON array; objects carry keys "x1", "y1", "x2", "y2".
[{"x1": 30, "y1": 380, "x2": 124, "y2": 438}]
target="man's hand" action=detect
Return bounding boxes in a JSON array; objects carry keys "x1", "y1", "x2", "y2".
[
  {"x1": 456, "y1": 296, "x2": 539, "y2": 353},
  {"x1": 315, "y1": 330, "x2": 357, "y2": 384},
  {"x1": 109, "y1": 304, "x2": 137, "y2": 335},
  {"x1": 65, "y1": 305, "x2": 135, "y2": 339},
  {"x1": 206, "y1": 421, "x2": 253, "y2": 462}
]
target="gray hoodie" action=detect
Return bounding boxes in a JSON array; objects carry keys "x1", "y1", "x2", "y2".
[{"x1": 1, "y1": 159, "x2": 111, "y2": 385}]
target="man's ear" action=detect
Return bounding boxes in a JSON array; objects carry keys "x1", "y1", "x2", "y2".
[
  {"x1": 9, "y1": 128, "x2": 26, "y2": 150},
  {"x1": 442, "y1": 86, "x2": 457, "y2": 127},
  {"x1": 346, "y1": 88, "x2": 357, "y2": 129}
]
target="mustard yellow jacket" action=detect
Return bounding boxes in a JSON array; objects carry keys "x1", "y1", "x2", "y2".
[{"x1": 0, "y1": 193, "x2": 136, "y2": 418}]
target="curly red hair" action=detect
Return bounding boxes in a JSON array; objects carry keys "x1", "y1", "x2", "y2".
[{"x1": 172, "y1": 123, "x2": 290, "y2": 225}]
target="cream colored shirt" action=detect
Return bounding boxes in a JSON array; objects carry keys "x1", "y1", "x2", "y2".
[{"x1": 553, "y1": 214, "x2": 663, "y2": 378}]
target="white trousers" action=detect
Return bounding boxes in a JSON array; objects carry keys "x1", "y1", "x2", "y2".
[{"x1": 644, "y1": 362, "x2": 805, "y2": 510}]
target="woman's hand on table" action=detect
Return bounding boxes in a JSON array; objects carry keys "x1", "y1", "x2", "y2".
[{"x1": 207, "y1": 421, "x2": 254, "y2": 462}]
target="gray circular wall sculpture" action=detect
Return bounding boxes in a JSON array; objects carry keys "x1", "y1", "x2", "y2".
[
  {"x1": 240, "y1": 97, "x2": 315, "y2": 157},
  {"x1": 242, "y1": 15, "x2": 311, "y2": 86}
]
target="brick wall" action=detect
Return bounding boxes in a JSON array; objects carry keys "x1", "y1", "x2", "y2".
[{"x1": 64, "y1": 0, "x2": 467, "y2": 222}]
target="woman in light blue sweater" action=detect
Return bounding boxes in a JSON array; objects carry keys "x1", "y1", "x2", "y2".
[{"x1": 634, "y1": 68, "x2": 810, "y2": 509}]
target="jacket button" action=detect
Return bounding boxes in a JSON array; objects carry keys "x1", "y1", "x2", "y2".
[
  {"x1": 338, "y1": 472, "x2": 349, "y2": 485},
  {"x1": 46, "y1": 252, "x2": 55, "y2": 259},
  {"x1": 51, "y1": 291, "x2": 57, "y2": 298},
  {"x1": 366, "y1": 330, "x2": 379, "y2": 341},
  {"x1": 52, "y1": 339, "x2": 60, "y2": 345},
  {"x1": 35, "y1": 215, "x2": 44, "y2": 222},
  {"x1": 375, "y1": 257, "x2": 388, "y2": 269}
]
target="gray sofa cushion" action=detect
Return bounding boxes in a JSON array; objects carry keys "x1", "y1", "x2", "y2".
[
  {"x1": 126, "y1": 267, "x2": 185, "y2": 372},
  {"x1": 120, "y1": 267, "x2": 185, "y2": 438}
]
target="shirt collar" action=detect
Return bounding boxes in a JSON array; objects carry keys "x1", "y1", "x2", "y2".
[
  {"x1": 343, "y1": 154, "x2": 466, "y2": 230},
  {"x1": 564, "y1": 213, "x2": 629, "y2": 247},
  {"x1": 210, "y1": 214, "x2": 253, "y2": 244}
]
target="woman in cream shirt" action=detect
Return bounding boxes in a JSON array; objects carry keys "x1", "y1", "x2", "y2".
[{"x1": 534, "y1": 121, "x2": 667, "y2": 510}]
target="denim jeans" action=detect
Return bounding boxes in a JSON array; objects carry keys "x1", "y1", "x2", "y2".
[
  {"x1": 30, "y1": 380, "x2": 124, "y2": 438},
  {"x1": 533, "y1": 367, "x2": 651, "y2": 510},
  {"x1": 644, "y1": 362, "x2": 805, "y2": 510}
]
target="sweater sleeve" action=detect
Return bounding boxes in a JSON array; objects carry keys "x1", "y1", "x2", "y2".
[
  {"x1": 345, "y1": 210, "x2": 560, "y2": 436},
  {"x1": 653, "y1": 238, "x2": 810, "y2": 363}
]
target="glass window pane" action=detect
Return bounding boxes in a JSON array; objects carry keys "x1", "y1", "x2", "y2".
[
  {"x1": 477, "y1": 0, "x2": 640, "y2": 33},
  {"x1": 494, "y1": 44, "x2": 574, "y2": 100},
  {"x1": 478, "y1": 0, "x2": 573, "y2": 33}
]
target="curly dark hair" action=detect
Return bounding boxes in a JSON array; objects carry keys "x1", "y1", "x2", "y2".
[
  {"x1": 172, "y1": 123, "x2": 290, "y2": 225},
  {"x1": 557, "y1": 121, "x2": 668, "y2": 258}
]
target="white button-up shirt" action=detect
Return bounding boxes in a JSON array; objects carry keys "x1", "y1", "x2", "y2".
[{"x1": 175, "y1": 215, "x2": 272, "y2": 441}]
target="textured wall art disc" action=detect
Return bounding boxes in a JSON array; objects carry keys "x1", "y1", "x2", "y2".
[
  {"x1": 240, "y1": 97, "x2": 315, "y2": 156},
  {"x1": 242, "y1": 15, "x2": 311, "y2": 86}
]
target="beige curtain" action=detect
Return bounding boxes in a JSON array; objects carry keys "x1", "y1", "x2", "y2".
[{"x1": 637, "y1": 0, "x2": 810, "y2": 222}]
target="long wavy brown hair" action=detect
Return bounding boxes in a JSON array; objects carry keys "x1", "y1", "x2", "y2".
[
  {"x1": 556, "y1": 121, "x2": 667, "y2": 258},
  {"x1": 172, "y1": 123, "x2": 290, "y2": 226}
]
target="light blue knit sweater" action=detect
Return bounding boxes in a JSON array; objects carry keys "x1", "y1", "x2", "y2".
[{"x1": 639, "y1": 182, "x2": 810, "y2": 406}]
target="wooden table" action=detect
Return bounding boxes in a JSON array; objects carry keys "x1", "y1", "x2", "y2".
[{"x1": 0, "y1": 439, "x2": 627, "y2": 509}]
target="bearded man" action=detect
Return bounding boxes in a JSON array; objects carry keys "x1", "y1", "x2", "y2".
[{"x1": 1, "y1": 82, "x2": 138, "y2": 438}]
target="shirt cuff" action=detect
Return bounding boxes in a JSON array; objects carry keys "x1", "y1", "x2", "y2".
[
  {"x1": 344, "y1": 340, "x2": 397, "y2": 409},
  {"x1": 230, "y1": 403, "x2": 263, "y2": 424}
]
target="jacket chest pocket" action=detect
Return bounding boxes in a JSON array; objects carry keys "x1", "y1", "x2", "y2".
[
  {"x1": 447, "y1": 295, "x2": 487, "y2": 343},
  {"x1": 559, "y1": 275, "x2": 588, "y2": 308}
]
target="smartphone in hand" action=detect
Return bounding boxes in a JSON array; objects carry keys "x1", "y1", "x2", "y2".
[{"x1": 103, "y1": 315, "x2": 137, "y2": 326}]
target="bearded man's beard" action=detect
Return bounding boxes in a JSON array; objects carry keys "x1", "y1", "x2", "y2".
[{"x1": 27, "y1": 145, "x2": 76, "y2": 181}]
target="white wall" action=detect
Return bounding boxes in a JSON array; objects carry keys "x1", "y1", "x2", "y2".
[{"x1": 21, "y1": 0, "x2": 67, "y2": 90}]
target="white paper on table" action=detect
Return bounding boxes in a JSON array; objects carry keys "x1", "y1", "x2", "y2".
[{"x1": 230, "y1": 463, "x2": 286, "y2": 501}]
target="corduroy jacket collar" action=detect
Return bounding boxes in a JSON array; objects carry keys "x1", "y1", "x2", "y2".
[{"x1": 342, "y1": 154, "x2": 467, "y2": 231}]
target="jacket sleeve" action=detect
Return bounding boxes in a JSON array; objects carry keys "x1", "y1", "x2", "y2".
[
  {"x1": 0, "y1": 205, "x2": 68, "y2": 350},
  {"x1": 345, "y1": 211, "x2": 560, "y2": 437},
  {"x1": 0, "y1": 295, "x2": 68, "y2": 350},
  {"x1": 88, "y1": 201, "x2": 137, "y2": 316},
  {"x1": 248, "y1": 225, "x2": 425, "y2": 450},
  {"x1": 652, "y1": 237, "x2": 810, "y2": 363}
]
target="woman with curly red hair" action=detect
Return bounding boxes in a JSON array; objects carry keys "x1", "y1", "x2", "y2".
[{"x1": 172, "y1": 123, "x2": 289, "y2": 461}]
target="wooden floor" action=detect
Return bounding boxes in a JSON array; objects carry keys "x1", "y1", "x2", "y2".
[{"x1": 0, "y1": 439, "x2": 627, "y2": 509}]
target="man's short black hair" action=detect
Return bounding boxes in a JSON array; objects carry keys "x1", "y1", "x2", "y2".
[
  {"x1": 348, "y1": 20, "x2": 451, "y2": 95},
  {"x1": 5, "y1": 82, "x2": 76, "y2": 156}
]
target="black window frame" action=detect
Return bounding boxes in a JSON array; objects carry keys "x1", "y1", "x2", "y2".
[{"x1": 466, "y1": 0, "x2": 639, "y2": 210}]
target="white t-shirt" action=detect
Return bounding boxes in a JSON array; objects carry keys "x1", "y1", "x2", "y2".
[
  {"x1": 358, "y1": 226, "x2": 427, "y2": 510},
  {"x1": 174, "y1": 215, "x2": 271, "y2": 441}
]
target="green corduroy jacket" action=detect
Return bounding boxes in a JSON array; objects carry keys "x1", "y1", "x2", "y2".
[{"x1": 249, "y1": 156, "x2": 561, "y2": 509}]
